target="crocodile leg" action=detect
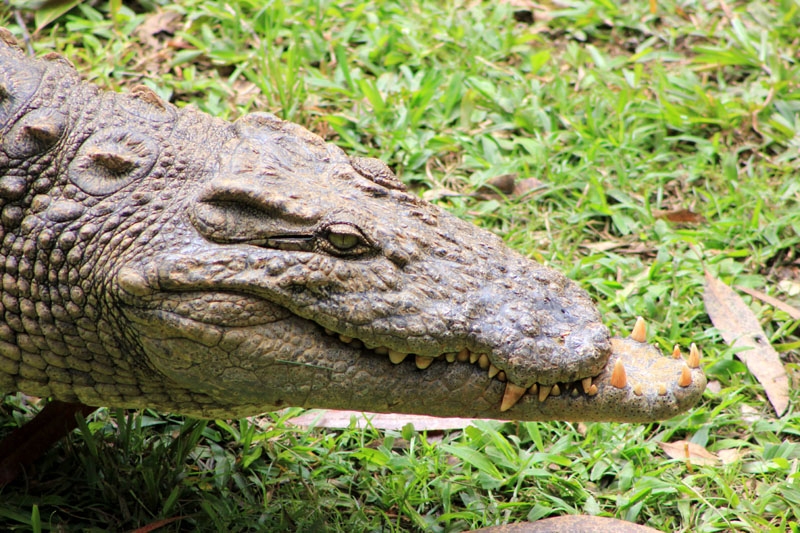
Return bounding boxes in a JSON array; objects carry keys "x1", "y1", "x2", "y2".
[{"x1": 0, "y1": 400, "x2": 97, "y2": 485}]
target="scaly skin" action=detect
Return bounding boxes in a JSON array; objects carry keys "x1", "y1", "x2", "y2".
[{"x1": 0, "y1": 30, "x2": 705, "y2": 422}]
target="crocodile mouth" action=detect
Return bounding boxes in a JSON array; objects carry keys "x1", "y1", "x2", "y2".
[
  {"x1": 321, "y1": 316, "x2": 703, "y2": 412},
  {"x1": 117, "y1": 263, "x2": 704, "y2": 417}
]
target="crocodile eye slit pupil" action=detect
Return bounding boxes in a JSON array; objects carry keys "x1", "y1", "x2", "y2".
[
  {"x1": 328, "y1": 231, "x2": 359, "y2": 250},
  {"x1": 323, "y1": 223, "x2": 366, "y2": 253}
]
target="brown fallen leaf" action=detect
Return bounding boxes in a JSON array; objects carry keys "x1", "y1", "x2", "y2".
[
  {"x1": 735, "y1": 285, "x2": 800, "y2": 320},
  {"x1": 512, "y1": 177, "x2": 546, "y2": 197},
  {"x1": 703, "y1": 270, "x2": 789, "y2": 416},
  {"x1": 476, "y1": 173, "x2": 516, "y2": 197},
  {"x1": 473, "y1": 174, "x2": 546, "y2": 201},
  {"x1": 653, "y1": 208, "x2": 707, "y2": 224},
  {"x1": 659, "y1": 440, "x2": 719, "y2": 466},
  {"x1": 135, "y1": 10, "x2": 183, "y2": 50},
  {"x1": 718, "y1": 448, "x2": 748, "y2": 465},
  {"x1": 287, "y1": 410, "x2": 493, "y2": 431}
]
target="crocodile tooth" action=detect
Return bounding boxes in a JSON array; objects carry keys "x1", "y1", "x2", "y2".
[
  {"x1": 469, "y1": 351, "x2": 480, "y2": 364},
  {"x1": 538, "y1": 384, "x2": 552, "y2": 402},
  {"x1": 388, "y1": 350, "x2": 408, "y2": 364},
  {"x1": 633, "y1": 384, "x2": 643, "y2": 396},
  {"x1": 630, "y1": 316, "x2": 647, "y2": 343},
  {"x1": 477, "y1": 354, "x2": 490, "y2": 370},
  {"x1": 529, "y1": 383, "x2": 538, "y2": 394},
  {"x1": 488, "y1": 364, "x2": 500, "y2": 378},
  {"x1": 497, "y1": 371, "x2": 507, "y2": 382},
  {"x1": 415, "y1": 355, "x2": 434, "y2": 369},
  {"x1": 499, "y1": 383, "x2": 527, "y2": 412},
  {"x1": 551, "y1": 384, "x2": 561, "y2": 397},
  {"x1": 445, "y1": 352, "x2": 456, "y2": 363},
  {"x1": 581, "y1": 377, "x2": 593, "y2": 394},
  {"x1": 672, "y1": 344, "x2": 681, "y2": 359},
  {"x1": 610, "y1": 359, "x2": 627, "y2": 389},
  {"x1": 374, "y1": 346, "x2": 389, "y2": 355},
  {"x1": 658, "y1": 384, "x2": 667, "y2": 396},
  {"x1": 339, "y1": 335, "x2": 353, "y2": 343},
  {"x1": 571, "y1": 388, "x2": 579, "y2": 397},
  {"x1": 587, "y1": 384, "x2": 598, "y2": 396},
  {"x1": 678, "y1": 364, "x2": 692, "y2": 387},
  {"x1": 688, "y1": 343, "x2": 701, "y2": 369},
  {"x1": 456, "y1": 348, "x2": 470, "y2": 363}
]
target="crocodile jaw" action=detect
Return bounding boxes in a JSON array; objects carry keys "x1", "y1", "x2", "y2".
[{"x1": 120, "y1": 279, "x2": 705, "y2": 421}]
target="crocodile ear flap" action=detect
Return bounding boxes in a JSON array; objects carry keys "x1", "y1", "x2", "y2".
[
  {"x1": 2, "y1": 107, "x2": 66, "y2": 158},
  {"x1": 68, "y1": 129, "x2": 159, "y2": 196},
  {"x1": 350, "y1": 156, "x2": 407, "y2": 192}
]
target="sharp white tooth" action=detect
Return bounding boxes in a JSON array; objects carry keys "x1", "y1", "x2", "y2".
[
  {"x1": 488, "y1": 364, "x2": 500, "y2": 378},
  {"x1": 551, "y1": 384, "x2": 561, "y2": 397},
  {"x1": 587, "y1": 384, "x2": 598, "y2": 396},
  {"x1": 339, "y1": 335, "x2": 353, "y2": 343},
  {"x1": 389, "y1": 350, "x2": 408, "y2": 364},
  {"x1": 610, "y1": 359, "x2": 627, "y2": 389},
  {"x1": 672, "y1": 344, "x2": 681, "y2": 359},
  {"x1": 374, "y1": 346, "x2": 389, "y2": 355},
  {"x1": 630, "y1": 316, "x2": 647, "y2": 343},
  {"x1": 688, "y1": 343, "x2": 701, "y2": 369},
  {"x1": 633, "y1": 384, "x2": 643, "y2": 396},
  {"x1": 582, "y1": 377, "x2": 592, "y2": 394},
  {"x1": 415, "y1": 355, "x2": 434, "y2": 369},
  {"x1": 538, "y1": 384, "x2": 552, "y2": 402},
  {"x1": 469, "y1": 351, "x2": 480, "y2": 364},
  {"x1": 457, "y1": 348, "x2": 470, "y2": 363},
  {"x1": 500, "y1": 383, "x2": 527, "y2": 412},
  {"x1": 445, "y1": 353, "x2": 456, "y2": 363},
  {"x1": 477, "y1": 354, "x2": 490, "y2": 370},
  {"x1": 678, "y1": 364, "x2": 692, "y2": 387},
  {"x1": 658, "y1": 384, "x2": 667, "y2": 396},
  {"x1": 529, "y1": 383, "x2": 538, "y2": 394}
]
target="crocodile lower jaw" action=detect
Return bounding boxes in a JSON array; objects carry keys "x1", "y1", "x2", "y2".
[{"x1": 324, "y1": 316, "x2": 704, "y2": 413}]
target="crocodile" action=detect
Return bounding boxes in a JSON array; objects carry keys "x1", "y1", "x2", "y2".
[{"x1": 0, "y1": 29, "x2": 705, "y2": 432}]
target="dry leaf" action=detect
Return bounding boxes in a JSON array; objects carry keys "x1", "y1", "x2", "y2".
[
  {"x1": 474, "y1": 173, "x2": 516, "y2": 200},
  {"x1": 512, "y1": 177, "x2": 546, "y2": 197},
  {"x1": 659, "y1": 440, "x2": 719, "y2": 466},
  {"x1": 740, "y1": 404, "x2": 762, "y2": 424},
  {"x1": 718, "y1": 448, "x2": 748, "y2": 465},
  {"x1": 703, "y1": 271, "x2": 789, "y2": 416},
  {"x1": 582, "y1": 241, "x2": 627, "y2": 252},
  {"x1": 653, "y1": 208, "x2": 707, "y2": 224},
  {"x1": 736, "y1": 285, "x2": 800, "y2": 320},
  {"x1": 231, "y1": 79, "x2": 261, "y2": 106},
  {"x1": 777, "y1": 279, "x2": 800, "y2": 297},
  {"x1": 288, "y1": 410, "x2": 492, "y2": 431},
  {"x1": 473, "y1": 174, "x2": 546, "y2": 201},
  {"x1": 135, "y1": 10, "x2": 183, "y2": 50}
]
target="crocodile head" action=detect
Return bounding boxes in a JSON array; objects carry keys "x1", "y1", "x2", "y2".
[{"x1": 0, "y1": 33, "x2": 705, "y2": 421}]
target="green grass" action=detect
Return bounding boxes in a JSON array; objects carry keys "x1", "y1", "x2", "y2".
[{"x1": 3, "y1": 0, "x2": 800, "y2": 530}]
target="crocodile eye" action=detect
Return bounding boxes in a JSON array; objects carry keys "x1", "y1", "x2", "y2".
[
  {"x1": 329, "y1": 231, "x2": 359, "y2": 250},
  {"x1": 322, "y1": 223, "x2": 371, "y2": 255}
]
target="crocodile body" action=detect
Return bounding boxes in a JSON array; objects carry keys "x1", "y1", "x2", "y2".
[{"x1": 0, "y1": 30, "x2": 705, "y2": 423}]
